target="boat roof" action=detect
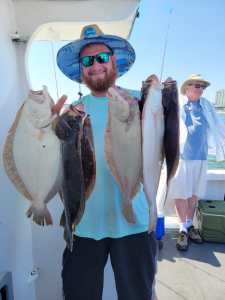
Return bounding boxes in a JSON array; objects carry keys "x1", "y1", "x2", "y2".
[{"x1": 12, "y1": 0, "x2": 140, "y2": 41}]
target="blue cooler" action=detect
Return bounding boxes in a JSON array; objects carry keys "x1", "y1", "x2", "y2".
[{"x1": 155, "y1": 213, "x2": 165, "y2": 251}]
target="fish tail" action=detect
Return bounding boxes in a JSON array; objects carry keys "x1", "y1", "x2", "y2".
[
  {"x1": 63, "y1": 225, "x2": 74, "y2": 252},
  {"x1": 60, "y1": 210, "x2": 73, "y2": 251},
  {"x1": 62, "y1": 228, "x2": 73, "y2": 252},
  {"x1": 122, "y1": 202, "x2": 136, "y2": 223},
  {"x1": 60, "y1": 210, "x2": 66, "y2": 226},
  {"x1": 26, "y1": 204, "x2": 53, "y2": 226}
]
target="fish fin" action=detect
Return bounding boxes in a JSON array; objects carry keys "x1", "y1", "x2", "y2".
[
  {"x1": 122, "y1": 202, "x2": 136, "y2": 223},
  {"x1": 73, "y1": 200, "x2": 85, "y2": 226},
  {"x1": 131, "y1": 182, "x2": 141, "y2": 200},
  {"x1": 58, "y1": 190, "x2": 64, "y2": 203},
  {"x1": 63, "y1": 225, "x2": 74, "y2": 252},
  {"x1": 60, "y1": 210, "x2": 65, "y2": 227},
  {"x1": 26, "y1": 204, "x2": 53, "y2": 226},
  {"x1": 3, "y1": 103, "x2": 33, "y2": 201}
]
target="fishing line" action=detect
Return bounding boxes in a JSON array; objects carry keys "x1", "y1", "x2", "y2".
[
  {"x1": 78, "y1": 84, "x2": 83, "y2": 100},
  {"x1": 160, "y1": 8, "x2": 174, "y2": 82},
  {"x1": 50, "y1": 41, "x2": 59, "y2": 99}
]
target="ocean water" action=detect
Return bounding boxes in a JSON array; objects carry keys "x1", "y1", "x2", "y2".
[{"x1": 208, "y1": 113, "x2": 225, "y2": 170}]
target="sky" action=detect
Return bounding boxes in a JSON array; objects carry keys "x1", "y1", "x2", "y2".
[{"x1": 28, "y1": 0, "x2": 225, "y2": 104}]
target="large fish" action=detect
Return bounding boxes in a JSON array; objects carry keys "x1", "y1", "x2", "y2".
[
  {"x1": 156, "y1": 79, "x2": 180, "y2": 214},
  {"x1": 162, "y1": 80, "x2": 179, "y2": 183},
  {"x1": 55, "y1": 108, "x2": 96, "y2": 251},
  {"x1": 3, "y1": 86, "x2": 62, "y2": 225},
  {"x1": 141, "y1": 75, "x2": 165, "y2": 232},
  {"x1": 105, "y1": 86, "x2": 142, "y2": 223},
  {"x1": 141, "y1": 76, "x2": 179, "y2": 230}
]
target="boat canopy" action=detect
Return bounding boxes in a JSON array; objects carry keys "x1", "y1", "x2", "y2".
[{"x1": 12, "y1": 0, "x2": 141, "y2": 41}]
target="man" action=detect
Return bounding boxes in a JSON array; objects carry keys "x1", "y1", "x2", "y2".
[
  {"x1": 54, "y1": 24, "x2": 157, "y2": 300},
  {"x1": 167, "y1": 74, "x2": 225, "y2": 251}
]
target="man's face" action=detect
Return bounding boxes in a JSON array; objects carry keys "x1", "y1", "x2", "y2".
[
  {"x1": 80, "y1": 44, "x2": 117, "y2": 93},
  {"x1": 185, "y1": 81, "x2": 207, "y2": 101}
]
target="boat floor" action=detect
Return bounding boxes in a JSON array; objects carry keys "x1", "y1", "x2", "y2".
[
  {"x1": 156, "y1": 217, "x2": 225, "y2": 300},
  {"x1": 103, "y1": 217, "x2": 225, "y2": 300}
]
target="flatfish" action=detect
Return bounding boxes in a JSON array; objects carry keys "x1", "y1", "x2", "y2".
[
  {"x1": 141, "y1": 75, "x2": 165, "y2": 232},
  {"x1": 105, "y1": 86, "x2": 142, "y2": 223},
  {"x1": 3, "y1": 86, "x2": 62, "y2": 225},
  {"x1": 141, "y1": 76, "x2": 180, "y2": 226},
  {"x1": 55, "y1": 108, "x2": 96, "y2": 250}
]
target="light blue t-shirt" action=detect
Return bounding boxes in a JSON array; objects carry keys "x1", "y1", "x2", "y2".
[
  {"x1": 75, "y1": 94, "x2": 149, "y2": 240},
  {"x1": 181, "y1": 100, "x2": 208, "y2": 160}
]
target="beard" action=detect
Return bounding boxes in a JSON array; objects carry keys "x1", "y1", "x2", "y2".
[{"x1": 81, "y1": 64, "x2": 117, "y2": 93}]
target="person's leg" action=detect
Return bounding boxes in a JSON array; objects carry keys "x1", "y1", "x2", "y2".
[
  {"x1": 175, "y1": 198, "x2": 188, "y2": 232},
  {"x1": 175, "y1": 198, "x2": 189, "y2": 250},
  {"x1": 186, "y1": 195, "x2": 203, "y2": 243},
  {"x1": 62, "y1": 235, "x2": 109, "y2": 300},
  {"x1": 187, "y1": 195, "x2": 198, "y2": 222},
  {"x1": 110, "y1": 231, "x2": 157, "y2": 300}
]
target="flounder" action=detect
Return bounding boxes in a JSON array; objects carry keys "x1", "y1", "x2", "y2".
[
  {"x1": 105, "y1": 86, "x2": 142, "y2": 223},
  {"x1": 3, "y1": 86, "x2": 62, "y2": 225},
  {"x1": 141, "y1": 75, "x2": 179, "y2": 229},
  {"x1": 141, "y1": 75, "x2": 165, "y2": 232}
]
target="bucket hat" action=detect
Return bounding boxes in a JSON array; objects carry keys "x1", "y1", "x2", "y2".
[{"x1": 57, "y1": 24, "x2": 136, "y2": 83}]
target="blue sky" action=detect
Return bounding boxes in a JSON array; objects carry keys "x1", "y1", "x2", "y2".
[{"x1": 28, "y1": 0, "x2": 225, "y2": 103}]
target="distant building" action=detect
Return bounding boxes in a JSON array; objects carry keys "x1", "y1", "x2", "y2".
[{"x1": 214, "y1": 89, "x2": 225, "y2": 110}]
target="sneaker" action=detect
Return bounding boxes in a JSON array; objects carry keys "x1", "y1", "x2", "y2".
[
  {"x1": 188, "y1": 226, "x2": 203, "y2": 244},
  {"x1": 176, "y1": 231, "x2": 189, "y2": 251}
]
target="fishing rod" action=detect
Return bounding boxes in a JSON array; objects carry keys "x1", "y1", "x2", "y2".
[{"x1": 160, "y1": 8, "x2": 174, "y2": 82}]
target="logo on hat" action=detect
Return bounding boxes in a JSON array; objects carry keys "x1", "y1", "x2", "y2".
[{"x1": 83, "y1": 26, "x2": 97, "y2": 38}]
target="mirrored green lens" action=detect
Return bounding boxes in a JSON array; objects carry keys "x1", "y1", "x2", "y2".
[
  {"x1": 81, "y1": 56, "x2": 94, "y2": 67},
  {"x1": 80, "y1": 52, "x2": 112, "y2": 67},
  {"x1": 96, "y1": 52, "x2": 110, "y2": 63}
]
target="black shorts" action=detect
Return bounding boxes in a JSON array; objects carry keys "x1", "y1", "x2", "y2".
[{"x1": 62, "y1": 231, "x2": 157, "y2": 300}]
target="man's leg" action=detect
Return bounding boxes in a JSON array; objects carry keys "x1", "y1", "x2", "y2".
[
  {"x1": 175, "y1": 198, "x2": 189, "y2": 250},
  {"x1": 62, "y1": 236, "x2": 109, "y2": 300},
  {"x1": 110, "y1": 231, "x2": 157, "y2": 300}
]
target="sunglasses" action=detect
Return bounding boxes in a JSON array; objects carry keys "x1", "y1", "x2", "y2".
[
  {"x1": 188, "y1": 83, "x2": 207, "y2": 90},
  {"x1": 80, "y1": 51, "x2": 113, "y2": 67}
]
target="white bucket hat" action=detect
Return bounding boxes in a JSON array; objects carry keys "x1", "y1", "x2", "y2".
[{"x1": 180, "y1": 74, "x2": 210, "y2": 95}]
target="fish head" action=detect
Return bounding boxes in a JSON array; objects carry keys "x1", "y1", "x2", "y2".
[
  {"x1": 26, "y1": 86, "x2": 55, "y2": 129},
  {"x1": 162, "y1": 80, "x2": 178, "y2": 109},
  {"x1": 142, "y1": 75, "x2": 161, "y2": 96},
  {"x1": 55, "y1": 113, "x2": 83, "y2": 141},
  {"x1": 107, "y1": 87, "x2": 130, "y2": 121}
]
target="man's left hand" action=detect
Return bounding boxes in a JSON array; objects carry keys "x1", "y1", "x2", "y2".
[{"x1": 52, "y1": 95, "x2": 68, "y2": 115}]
